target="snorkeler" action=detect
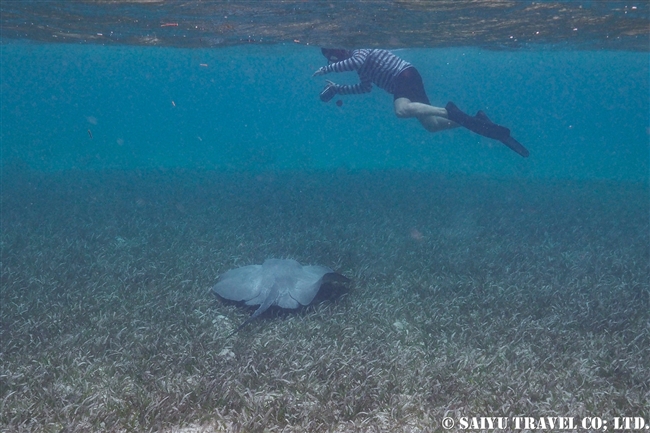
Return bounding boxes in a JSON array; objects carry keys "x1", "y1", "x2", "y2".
[{"x1": 313, "y1": 48, "x2": 529, "y2": 157}]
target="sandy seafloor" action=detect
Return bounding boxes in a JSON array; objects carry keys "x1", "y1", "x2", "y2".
[{"x1": 1, "y1": 168, "x2": 648, "y2": 432}]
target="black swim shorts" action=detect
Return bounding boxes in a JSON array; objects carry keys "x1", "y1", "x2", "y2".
[{"x1": 393, "y1": 66, "x2": 431, "y2": 105}]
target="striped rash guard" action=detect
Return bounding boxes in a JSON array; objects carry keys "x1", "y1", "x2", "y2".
[{"x1": 320, "y1": 49, "x2": 412, "y2": 95}]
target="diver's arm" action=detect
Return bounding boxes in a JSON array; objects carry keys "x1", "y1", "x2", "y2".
[
  {"x1": 313, "y1": 50, "x2": 367, "y2": 76},
  {"x1": 334, "y1": 77, "x2": 372, "y2": 95}
]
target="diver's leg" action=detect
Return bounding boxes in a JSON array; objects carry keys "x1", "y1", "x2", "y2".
[
  {"x1": 416, "y1": 112, "x2": 458, "y2": 133},
  {"x1": 394, "y1": 98, "x2": 458, "y2": 133}
]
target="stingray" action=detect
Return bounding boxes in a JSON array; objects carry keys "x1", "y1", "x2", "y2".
[{"x1": 212, "y1": 258, "x2": 349, "y2": 336}]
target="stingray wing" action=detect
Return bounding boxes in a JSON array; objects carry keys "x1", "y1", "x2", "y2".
[
  {"x1": 212, "y1": 264, "x2": 271, "y2": 305},
  {"x1": 257, "y1": 259, "x2": 331, "y2": 309},
  {"x1": 286, "y1": 264, "x2": 336, "y2": 306},
  {"x1": 258, "y1": 259, "x2": 300, "y2": 309}
]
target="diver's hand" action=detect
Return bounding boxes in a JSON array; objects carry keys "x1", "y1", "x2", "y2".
[{"x1": 312, "y1": 67, "x2": 326, "y2": 77}]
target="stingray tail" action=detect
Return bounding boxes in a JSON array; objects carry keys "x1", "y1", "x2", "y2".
[
  {"x1": 445, "y1": 101, "x2": 529, "y2": 158},
  {"x1": 226, "y1": 319, "x2": 252, "y2": 338},
  {"x1": 226, "y1": 288, "x2": 277, "y2": 338}
]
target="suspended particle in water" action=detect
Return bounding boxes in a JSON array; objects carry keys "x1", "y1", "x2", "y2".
[
  {"x1": 87, "y1": 129, "x2": 93, "y2": 139},
  {"x1": 336, "y1": 99, "x2": 343, "y2": 107}
]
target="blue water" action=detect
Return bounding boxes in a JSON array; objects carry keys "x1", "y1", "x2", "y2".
[
  {"x1": 1, "y1": 43, "x2": 648, "y2": 181},
  {"x1": 1, "y1": 40, "x2": 649, "y2": 431}
]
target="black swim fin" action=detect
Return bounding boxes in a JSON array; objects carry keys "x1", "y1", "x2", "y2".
[
  {"x1": 446, "y1": 102, "x2": 529, "y2": 158},
  {"x1": 499, "y1": 136, "x2": 529, "y2": 158},
  {"x1": 475, "y1": 110, "x2": 491, "y2": 122}
]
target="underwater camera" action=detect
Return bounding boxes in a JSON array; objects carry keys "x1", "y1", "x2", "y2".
[{"x1": 320, "y1": 85, "x2": 337, "y2": 102}]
